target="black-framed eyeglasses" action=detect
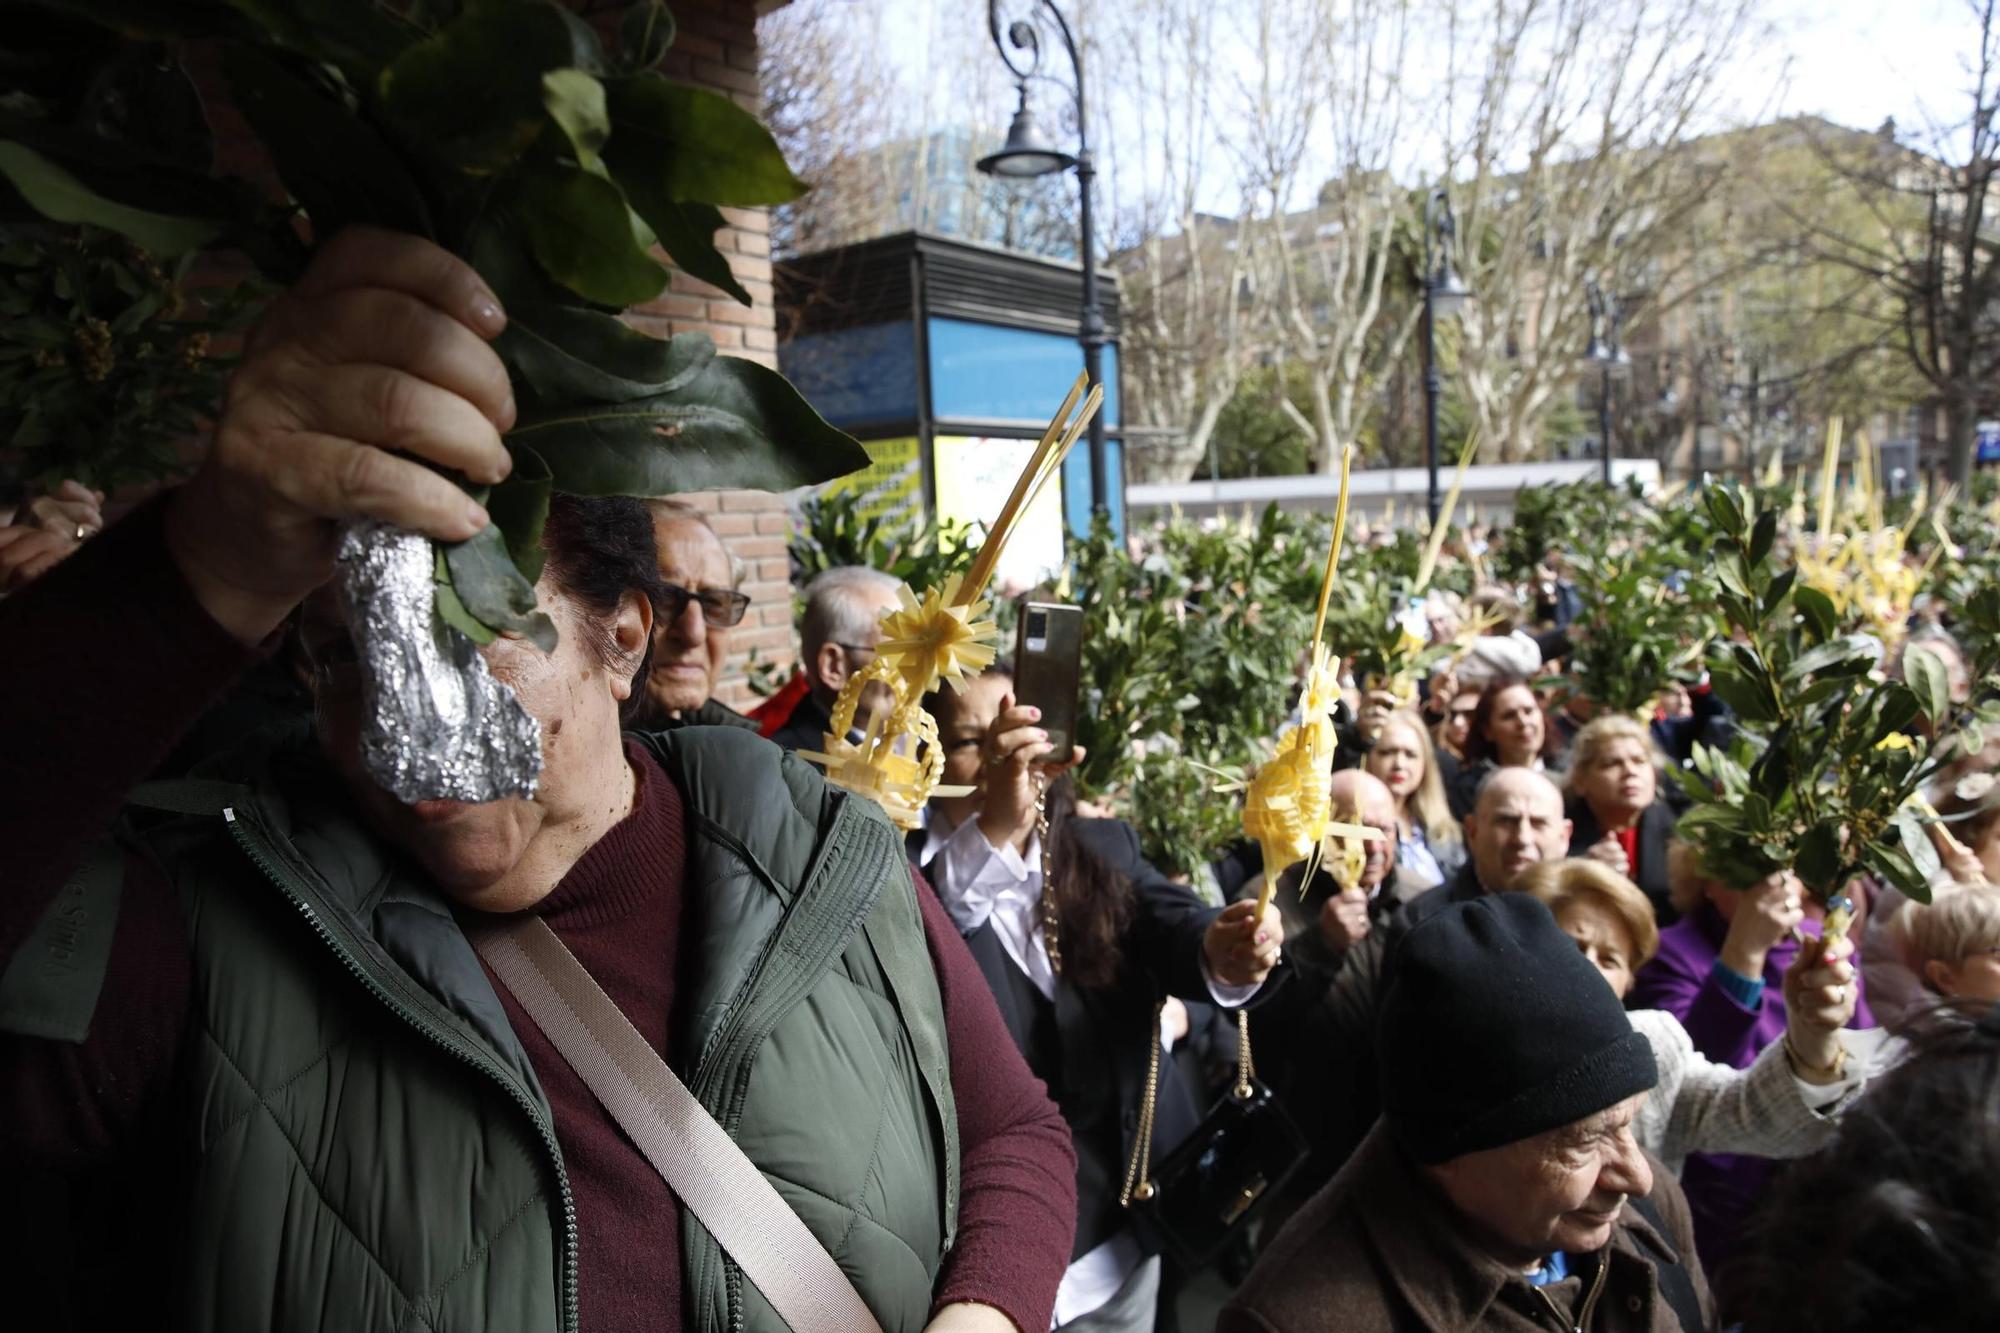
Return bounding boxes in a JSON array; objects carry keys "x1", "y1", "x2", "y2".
[
  {"x1": 662, "y1": 579, "x2": 750, "y2": 629},
  {"x1": 833, "y1": 641, "x2": 877, "y2": 660}
]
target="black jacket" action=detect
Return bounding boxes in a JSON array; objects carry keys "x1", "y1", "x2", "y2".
[
  {"x1": 1568, "y1": 796, "x2": 1682, "y2": 925},
  {"x1": 1225, "y1": 844, "x2": 1416, "y2": 1178},
  {"x1": 928, "y1": 817, "x2": 1228, "y2": 1261},
  {"x1": 1262, "y1": 860, "x2": 1490, "y2": 1229},
  {"x1": 765, "y1": 692, "x2": 838, "y2": 754},
  {"x1": 1213, "y1": 840, "x2": 1408, "y2": 1012}
]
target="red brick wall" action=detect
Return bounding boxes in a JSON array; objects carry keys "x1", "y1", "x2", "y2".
[{"x1": 619, "y1": 0, "x2": 795, "y2": 708}]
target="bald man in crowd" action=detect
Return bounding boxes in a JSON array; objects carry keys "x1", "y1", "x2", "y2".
[
  {"x1": 1250, "y1": 770, "x2": 1400, "y2": 984},
  {"x1": 1449, "y1": 765, "x2": 1576, "y2": 902},
  {"x1": 1260, "y1": 767, "x2": 1571, "y2": 983}
]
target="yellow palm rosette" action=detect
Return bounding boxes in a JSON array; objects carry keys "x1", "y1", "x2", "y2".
[
  {"x1": 795, "y1": 662, "x2": 950, "y2": 828},
  {"x1": 875, "y1": 578, "x2": 998, "y2": 698},
  {"x1": 800, "y1": 374, "x2": 1102, "y2": 827},
  {"x1": 1235, "y1": 727, "x2": 1376, "y2": 905},
  {"x1": 1242, "y1": 725, "x2": 1333, "y2": 880},
  {"x1": 1238, "y1": 444, "x2": 1368, "y2": 917}
]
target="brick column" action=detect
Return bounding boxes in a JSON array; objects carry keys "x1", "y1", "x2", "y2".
[{"x1": 622, "y1": 0, "x2": 794, "y2": 708}]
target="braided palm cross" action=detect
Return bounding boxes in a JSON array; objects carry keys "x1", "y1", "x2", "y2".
[{"x1": 800, "y1": 375, "x2": 1102, "y2": 828}]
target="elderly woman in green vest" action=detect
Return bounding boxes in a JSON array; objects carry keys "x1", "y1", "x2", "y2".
[{"x1": 0, "y1": 231, "x2": 1079, "y2": 1333}]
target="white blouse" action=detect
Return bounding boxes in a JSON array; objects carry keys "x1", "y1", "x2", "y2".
[{"x1": 918, "y1": 813, "x2": 1261, "y2": 1327}]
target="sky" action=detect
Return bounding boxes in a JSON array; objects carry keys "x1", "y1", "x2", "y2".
[
  {"x1": 856, "y1": 0, "x2": 1988, "y2": 129},
  {"x1": 831, "y1": 0, "x2": 1992, "y2": 217},
  {"x1": 1765, "y1": 0, "x2": 1983, "y2": 141}
]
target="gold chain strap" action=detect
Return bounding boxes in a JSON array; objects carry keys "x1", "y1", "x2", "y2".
[
  {"x1": 1233, "y1": 1008, "x2": 1256, "y2": 1101},
  {"x1": 1120, "y1": 1000, "x2": 1164, "y2": 1206},
  {"x1": 1035, "y1": 778, "x2": 1061, "y2": 977},
  {"x1": 1121, "y1": 1002, "x2": 1259, "y2": 1208}
]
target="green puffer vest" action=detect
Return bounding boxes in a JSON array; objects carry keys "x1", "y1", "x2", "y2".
[{"x1": 77, "y1": 725, "x2": 959, "y2": 1333}]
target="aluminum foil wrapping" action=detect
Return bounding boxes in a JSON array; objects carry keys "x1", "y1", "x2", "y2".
[{"x1": 335, "y1": 521, "x2": 543, "y2": 803}]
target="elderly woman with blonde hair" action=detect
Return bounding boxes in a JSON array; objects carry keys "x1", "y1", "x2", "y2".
[
  {"x1": 1859, "y1": 775, "x2": 2000, "y2": 1027},
  {"x1": 1517, "y1": 858, "x2": 1876, "y2": 1175},
  {"x1": 1563, "y1": 712, "x2": 1681, "y2": 923},
  {"x1": 1890, "y1": 881, "x2": 2000, "y2": 1005}
]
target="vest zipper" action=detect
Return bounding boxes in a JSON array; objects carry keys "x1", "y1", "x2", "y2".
[
  {"x1": 1527, "y1": 1248, "x2": 1608, "y2": 1333},
  {"x1": 224, "y1": 809, "x2": 581, "y2": 1333}
]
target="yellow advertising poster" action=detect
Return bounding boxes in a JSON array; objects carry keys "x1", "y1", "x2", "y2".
[
  {"x1": 932, "y1": 435, "x2": 1066, "y2": 592},
  {"x1": 820, "y1": 436, "x2": 923, "y2": 528}
]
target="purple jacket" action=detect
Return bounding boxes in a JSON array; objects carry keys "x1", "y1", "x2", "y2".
[
  {"x1": 1628, "y1": 898, "x2": 1876, "y2": 1279},
  {"x1": 1630, "y1": 900, "x2": 1877, "y2": 1066}
]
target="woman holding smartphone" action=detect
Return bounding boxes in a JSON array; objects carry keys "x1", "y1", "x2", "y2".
[{"x1": 919, "y1": 665, "x2": 1282, "y2": 1332}]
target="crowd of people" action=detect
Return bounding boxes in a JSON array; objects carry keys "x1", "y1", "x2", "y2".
[{"x1": 5, "y1": 231, "x2": 2000, "y2": 1333}]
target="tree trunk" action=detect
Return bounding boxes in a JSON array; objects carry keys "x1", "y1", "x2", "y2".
[
  {"x1": 1310, "y1": 376, "x2": 1339, "y2": 473},
  {"x1": 1944, "y1": 386, "x2": 1980, "y2": 484},
  {"x1": 1126, "y1": 433, "x2": 1204, "y2": 485}
]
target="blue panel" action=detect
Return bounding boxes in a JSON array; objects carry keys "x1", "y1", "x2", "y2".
[
  {"x1": 1062, "y1": 432, "x2": 1125, "y2": 542},
  {"x1": 927, "y1": 317, "x2": 1121, "y2": 427},
  {"x1": 777, "y1": 321, "x2": 918, "y2": 429}
]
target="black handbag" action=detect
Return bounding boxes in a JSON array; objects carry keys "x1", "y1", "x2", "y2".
[{"x1": 1122, "y1": 1004, "x2": 1309, "y2": 1268}]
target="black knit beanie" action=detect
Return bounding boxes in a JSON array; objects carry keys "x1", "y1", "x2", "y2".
[{"x1": 1378, "y1": 893, "x2": 1658, "y2": 1165}]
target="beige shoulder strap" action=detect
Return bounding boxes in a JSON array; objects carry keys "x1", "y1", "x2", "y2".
[{"x1": 471, "y1": 916, "x2": 885, "y2": 1333}]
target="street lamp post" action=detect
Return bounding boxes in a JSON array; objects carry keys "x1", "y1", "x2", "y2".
[
  {"x1": 1745, "y1": 358, "x2": 1761, "y2": 482},
  {"x1": 1658, "y1": 358, "x2": 1694, "y2": 485},
  {"x1": 1584, "y1": 280, "x2": 1631, "y2": 486},
  {"x1": 1421, "y1": 188, "x2": 1473, "y2": 527},
  {"x1": 977, "y1": 1, "x2": 1109, "y2": 519},
  {"x1": 1690, "y1": 358, "x2": 1702, "y2": 483}
]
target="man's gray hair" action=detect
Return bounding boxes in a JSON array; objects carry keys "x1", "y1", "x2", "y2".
[{"x1": 801, "y1": 566, "x2": 901, "y2": 658}]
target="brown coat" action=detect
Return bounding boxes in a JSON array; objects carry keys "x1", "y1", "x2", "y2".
[{"x1": 1219, "y1": 1124, "x2": 1714, "y2": 1333}]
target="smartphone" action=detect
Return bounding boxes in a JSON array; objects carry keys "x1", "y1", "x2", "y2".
[{"x1": 1012, "y1": 600, "x2": 1084, "y2": 767}]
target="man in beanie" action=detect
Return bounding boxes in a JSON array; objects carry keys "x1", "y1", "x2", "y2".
[
  {"x1": 1271, "y1": 767, "x2": 1577, "y2": 1193},
  {"x1": 1221, "y1": 895, "x2": 1713, "y2": 1333}
]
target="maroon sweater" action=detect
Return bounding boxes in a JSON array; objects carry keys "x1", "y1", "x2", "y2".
[{"x1": 0, "y1": 501, "x2": 1077, "y2": 1332}]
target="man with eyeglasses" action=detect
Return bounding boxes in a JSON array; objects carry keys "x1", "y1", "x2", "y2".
[
  {"x1": 768, "y1": 565, "x2": 902, "y2": 754},
  {"x1": 634, "y1": 500, "x2": 758, "y2": 731}
]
